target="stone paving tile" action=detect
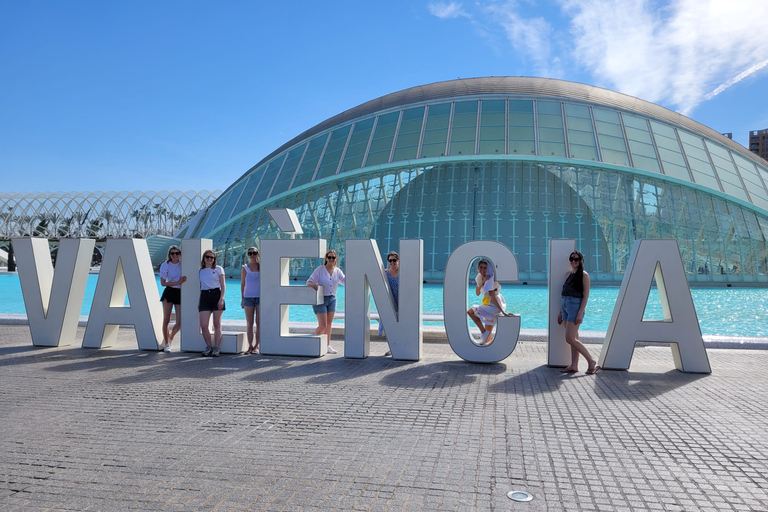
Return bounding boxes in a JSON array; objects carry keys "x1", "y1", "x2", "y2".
[{"x1": 0, "y1": 325, "x2": 767, "y2": 511}]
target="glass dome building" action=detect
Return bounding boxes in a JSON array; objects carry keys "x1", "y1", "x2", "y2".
[{"x1": 184, "y1": 77, "x2": 768, "y2": 284}]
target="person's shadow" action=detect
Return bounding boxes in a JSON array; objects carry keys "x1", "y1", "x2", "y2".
[
  {"x1": 378, "y1": 360, "x2": 508, "y2": 389},
  {"x1": 590, "y1": 368, "x2": 708, "y2": 401},
  {"x1": 486, "y1": 365, "x2": 566, "y2": 396}
]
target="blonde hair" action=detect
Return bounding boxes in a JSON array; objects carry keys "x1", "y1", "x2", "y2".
[
  {"x1": 166, "y1": 245, "x2": 180, "y2": 263},
  {"x1": 246, "y1": 246, "x2": 260, "y2": 271}
]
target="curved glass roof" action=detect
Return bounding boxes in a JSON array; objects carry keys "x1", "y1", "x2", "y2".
[{"x1": 194, "y1": 77, "x2": 768, "y2": 238}]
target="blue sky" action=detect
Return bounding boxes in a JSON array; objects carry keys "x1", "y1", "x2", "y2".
[{"x1": 2, "y1": 0, "x2": 767, "y2": 194}]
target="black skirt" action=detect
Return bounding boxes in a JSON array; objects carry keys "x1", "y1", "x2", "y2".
[
  {"x1": 160, "y1": 287, "x2": 181, "y2": 305},
  {"x1": 198, "y1": 288, "x2": 226, "y2": 312}
]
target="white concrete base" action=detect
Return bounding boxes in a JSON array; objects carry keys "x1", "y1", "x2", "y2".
[
  {"x1": 220, "y1": 331, "x2": 247, "y2": 354},
  {"x1": 180, "y1": 331, "x2": 247, "y2": 354}
]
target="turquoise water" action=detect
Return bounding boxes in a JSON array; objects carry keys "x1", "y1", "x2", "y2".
[{"x1": 1, "y1": 273, "x2": 766, "y2": 337}]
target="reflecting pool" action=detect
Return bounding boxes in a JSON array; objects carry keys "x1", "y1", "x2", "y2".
[{"x1": 0, "y1": 273, "x2": 765, "y2": 337}]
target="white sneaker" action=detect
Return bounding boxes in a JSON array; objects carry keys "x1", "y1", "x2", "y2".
[
  {"x1": 327, "y1": 345, "x2": 338, "y2": 354},
  {"x1": 163, "y1": 344, "x2": 171, "y2": 352},
  {"x1": 480, "y1": 331, "x2": 492, "y2": 345}
]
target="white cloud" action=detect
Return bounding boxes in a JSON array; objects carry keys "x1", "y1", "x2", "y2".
[
  {"x1": 433, "y1": 0, "x2": 768, "y2": 114},
  {"x1": 428, "y1": 2, "x2": 471, "y2": 19},
  {"x1": 484, "y1": 3, "x2": 556, "y2": 76},
  {"x1": 560, "y1": 0, "x2": 768, "y2": 114}
]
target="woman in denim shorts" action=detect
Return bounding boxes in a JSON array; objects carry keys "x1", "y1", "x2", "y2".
[
  {"x1": 557, "y1": 250, "x2": 599, "y2": 374},
  {"x1": 307, "y1": 249, "x2": 345, "y2": 354},
  {"x1": 241, "y1": 246, "x2": 261, "y2": 354}
]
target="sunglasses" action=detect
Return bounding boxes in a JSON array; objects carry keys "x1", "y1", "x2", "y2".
[
  {"x1": 569, "y1": 256, "x2": 581, "y2": 262},
  {"x1": 248, "y1": 252, "x2": 258, "y2": 256},
  {"x1": 388, "y1": 259, "x2": 398, "y2": 263},
  {"x1": 205, "y1": 255, "x2": 215, "y2": 259},
  {"x1": 169, "y1": 251, "x2": 180, "y2": 256},
  {"x1": 326, "y1": 256, "x2": 336, "y2": 260}
]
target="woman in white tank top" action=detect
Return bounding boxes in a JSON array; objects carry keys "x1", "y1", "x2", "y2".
[{"x1": 241, "y1": 246, "x2": 261, "y2": 354}]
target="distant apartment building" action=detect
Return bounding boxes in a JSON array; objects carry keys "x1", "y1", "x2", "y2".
[{"x1": 750, "y1": 128, "x2": 768, "y2": 161}]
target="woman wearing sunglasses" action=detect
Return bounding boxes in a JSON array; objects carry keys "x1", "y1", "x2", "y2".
[
  {"x1": 468, "y1": 259, "x2": 514, "y2": 345},
  {"x1": 557, "y1": 250, "x2": 599, "y2": 374},
  {"x1": 159, "y1": 245, "x2": 186, "y2": 352},
  {"x1": 199, "y1": 250, "x2": 226, "y2": 357},
  {"x1": 241, "y1": 247, "x2": 261, "y2": 354},
  {"x1": 379, "y1": 251, "x2": 399, "y2": 356},
  {"x1": 307, "y1": 249, "x2": 345, "y2": 354}
]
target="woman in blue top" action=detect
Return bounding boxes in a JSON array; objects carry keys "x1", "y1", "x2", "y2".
[
  {"x1": 241, "y1": 246, "x2": 261, "y2": 354},
  {"x1": 380, "y1": 251, "x2": 399, "y2": 356},
  {"x1": 557, "y1": 250, "x2": 599, "y2": 374}
]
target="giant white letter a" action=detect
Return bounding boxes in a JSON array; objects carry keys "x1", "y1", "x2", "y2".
[{"x1": 599, "y1": 239, "x2": 710, "y2": 373}]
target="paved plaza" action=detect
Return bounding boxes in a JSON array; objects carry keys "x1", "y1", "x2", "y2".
[{"x1": 1, "y1": 324, "x2": 767, "y2": 511}]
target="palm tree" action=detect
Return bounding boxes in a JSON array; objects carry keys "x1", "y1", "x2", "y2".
[
  {"x1": 32, "y1": 214, "x2": 51, "y2": 237},
  {"x1": 101, "y1": 211, "x2": 114, "y2": 238},
  {"x1": 58, "y1": 216, "x2": 74, "y2": 237},
  {"x1": 153, "y1": 203, "x2": 169, "y2": 235},
  {"x1": 86, "y1": 218, "x2": 103, "y2": 238},
  {"x1": 0, "y1": 209, "x2": 13, "y2": 238}
]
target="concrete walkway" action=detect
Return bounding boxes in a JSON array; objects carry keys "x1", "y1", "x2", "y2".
[{"x1": 1, "y1": 324, "x2": 766, "y2": 511}]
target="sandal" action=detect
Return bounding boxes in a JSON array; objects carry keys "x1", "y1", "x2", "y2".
[{"x1": 586, "y1": 365, "x2": 600, "y2": 375}]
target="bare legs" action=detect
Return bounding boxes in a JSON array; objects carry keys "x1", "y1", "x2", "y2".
[
  {"x1": 314, "y1": 311, "x2": 335, "y2": 348},
  {"x1": 199, "y1": 310, "x2": 223, "y2": 349},
  {"x1": 161, "y1": 301, "x2": 181, "y2": 348},
  {"x1": 170, "y1": 304, "x2": 181, "y2": 341},
  {"x1": 467, "y1": 308, "x2": 494, "y2": 344},
  {"x1": 245, "y1": 305, "x2": 260, "y2": 353},
  {"x1": 162, "y1": 300, "x2": 173, "y2": 344},
  {"x1": 467, "y1": 308, "x2": 485, "y2": 332},
  {"x1": 562, "y1": 321, "x2": 597, "y2": 373}
]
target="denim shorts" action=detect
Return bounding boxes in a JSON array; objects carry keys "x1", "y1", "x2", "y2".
[
  {"x1": 313, "y1": 295, "x2": 337, "y2": 314},
  {"x1": 242, "y1": 297, "x2": 260, "y2": 308},
  {"x1": 561, "y1": 296, "x2": 583, "y2": 323}
]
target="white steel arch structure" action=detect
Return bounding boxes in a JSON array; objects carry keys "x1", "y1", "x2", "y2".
[{"x1": 0, "y1": 189, "x2": 221, "y2": 239}]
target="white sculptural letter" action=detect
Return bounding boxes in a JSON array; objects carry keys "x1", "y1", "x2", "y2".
[
  {"x1": 443, "y1": 241, "x2": 521, "y2": 363},
  {"x1": 548, "y1": 239, "x2": 576, "y2": 367},
  {"x1": 260, "y1": 238, "x2": 327, "y2": 357},
  {"x1": 82, "y1": 239, "x2": 163, "y2": 350},
  {"x1": 179, "y1": 239, "x2": 210, "y2": 352},
  {"x1": 599, "y1": 239, "x2": 711, "y2": 373},
  {"x1": 344, "y1": 239, "x2": 423, "y2": 361},
  {"x1": 14, "y1": 237, "x2": 94, "y2": 347}
]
